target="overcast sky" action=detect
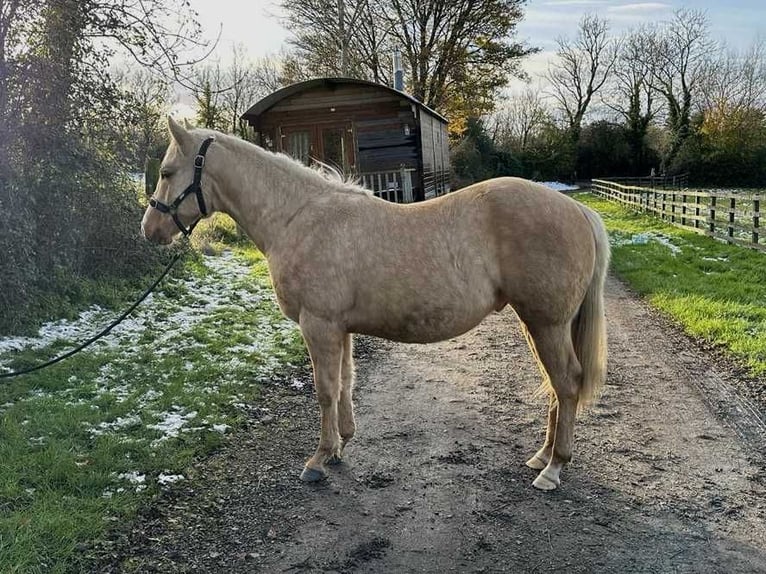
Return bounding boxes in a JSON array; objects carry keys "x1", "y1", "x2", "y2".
[{"x1": 185, "y1": 0, "x2": 765, "y2": 91}]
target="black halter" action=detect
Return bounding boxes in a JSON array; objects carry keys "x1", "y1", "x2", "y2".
[{"x1": 149, "y1": 137, "x2": 215, "y2": 236}]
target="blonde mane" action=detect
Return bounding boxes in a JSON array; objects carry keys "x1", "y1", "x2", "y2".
[{"x1": 192, "y1": 128, "x2": 371, "y2": 197}]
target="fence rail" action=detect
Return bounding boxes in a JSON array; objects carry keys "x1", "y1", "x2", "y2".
[
  {"x1": 599, "y1": 173, "x2": 689, "y2": 189},
  {"x1": 591, "y1": 179, "x2": 765, "y2": 252}
]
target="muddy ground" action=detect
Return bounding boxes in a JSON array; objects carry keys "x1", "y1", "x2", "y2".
[{"x1": 95, "y1": 277, "x2": 766, "y2": 573}]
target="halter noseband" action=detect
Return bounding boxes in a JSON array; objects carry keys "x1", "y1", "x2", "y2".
[{"x1": 149, "y1": 136, "x2": 215, "y2": 236}]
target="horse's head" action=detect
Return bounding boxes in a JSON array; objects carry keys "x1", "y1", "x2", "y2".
[{"x1": 141, "y1": 117, "x2": 216, "y2": 244}]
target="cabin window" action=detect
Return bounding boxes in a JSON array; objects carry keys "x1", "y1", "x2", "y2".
[{"x1": 287, "y1": 130, "x2": 311, "y2": 164}]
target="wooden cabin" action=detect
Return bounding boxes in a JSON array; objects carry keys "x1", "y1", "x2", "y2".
[{"x1": 240, "y1": 78, "x2": 450, "y2": 202}]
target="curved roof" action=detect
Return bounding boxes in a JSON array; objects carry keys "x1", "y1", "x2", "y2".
[{"x1": 241, "y1": 77, "x2": 448, "y2": 124}]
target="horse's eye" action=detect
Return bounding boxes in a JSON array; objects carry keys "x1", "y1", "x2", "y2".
[{"x1": 160, "y1": 171, "x2": 173, "y2": 179}]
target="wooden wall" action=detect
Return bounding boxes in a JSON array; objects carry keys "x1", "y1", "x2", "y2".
[{"x1": 418, "y1": 112, "x2": 451, "y2": 199}]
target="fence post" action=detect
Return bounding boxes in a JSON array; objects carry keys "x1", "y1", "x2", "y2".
[
  {"x1": 695, "y1": 194, "x2": 701, "y2": 229},
  {"x1": 709, "y1": 195, "x2": 717, "y2": 235},
  {"x1": 400, "y1": 166, "x2": 413, "y2": 203},
  {"x1": 754, "y1": 198, "x2": 760, "y2": 245},
  {"x1": 671, "y1": 192, "x2": 676, "y2": 223},
  {"x1": 662, "y1": 192, "x2": 667, "y2": 220},
  {"x1": 681, "y1": 193, "x2": 687, "y2": 226},
  {"x1": 728, "y1": 197, "x2": 736, "y2": 241}
]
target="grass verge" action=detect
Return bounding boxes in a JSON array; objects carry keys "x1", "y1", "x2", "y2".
[
  {"x1": 576, "y1": 192, "x2": 766, "y2": 376},
  {"x1": 0, "y1": 242, "x2": 306, "y2": 573}
]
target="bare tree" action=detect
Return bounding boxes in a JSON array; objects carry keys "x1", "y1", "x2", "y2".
[
  {"x1": 603, "y1": 27, "x2": 659, "y2": 174},
  {"x1": 647, "y1": 8, "x2": 715, "y2": 172},
  {"x1": 699, "y1": 39, "x2": 766, "y2": 116},
  {"x1": 546, "y1": 14, "x2": 617, "y2": 143},
  {"x1": 490, "y1": 86, "x2": 550, "y2": 150},
  {"x1": 694, "y1": 39, "x2": 766, "y2": 162},
  {"x1": 116, "y1": 67, "x2": 172, "y2": 164},
  {"x1": 251, "y1": 54, "x2": 288, "y2": 94},
  {"x1": 219, "y1": 47, "x2": 289, "y2": 138},
  {"x1": 193, "y1": 62, "x2": 227, "y2": 130}
]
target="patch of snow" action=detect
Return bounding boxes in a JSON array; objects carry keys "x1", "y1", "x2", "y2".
[
  {"x1": 612, "y1": 232, "x2": 682, "y2": 255},
  {"x1": 290, "y1": 378, "x2": 307, "y2": 390},
  {"x1": 158, "y1": 473, "x2": 185, "y2": 485},
  {"x1": 147, "y1": 408, "x2": 198, "y2": 442},
  {"x1": 89, "y1": 414, "x2": 141, "y2": 436},
  {"x1": 211, "y1": 423, "x2": 230, "y2": 434},
  {"x1": 537, "y1": 181, "x2": 580, "y2": 192},
  {"x1": 117, "y1": 471, "x2": 145, "y2": 484}
]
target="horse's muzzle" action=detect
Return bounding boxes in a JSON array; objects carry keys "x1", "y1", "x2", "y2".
[{"x1": 141, "y1": 216, "x2": 174, "y2": 245}]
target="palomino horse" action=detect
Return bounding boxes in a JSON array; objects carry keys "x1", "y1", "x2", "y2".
[{"x1": 142, "y1": 118, "x2": 610, "y2": 491}]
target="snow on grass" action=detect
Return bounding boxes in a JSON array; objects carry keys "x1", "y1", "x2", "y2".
[
  {"x1": 0, "y1": 248, "x2": 306, "y2": 507},
  {"x1": 88, "y1": 414, "x2": 142, "y2": 436},
  {"x1": 157, "y1": 473, "x2": 185, "y2": 486},
  {"x1": 0, "y1": 250, "x2": 284, "y2": 372},
  {"x1": 611, "y1": 231, "x2": 682, "y2": 255},
  {"x1": 538, "y1": 181, "x2": 580, "y2": 192},
  {"x1": 147, "y1": 408, "x2": 199, "y2": 442}
]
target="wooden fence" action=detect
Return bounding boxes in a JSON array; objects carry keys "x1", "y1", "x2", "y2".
[
  {"x1": 598, "y1": 173, "x2": 689, "y2": 190},
  {"x1": 591, "y1": 179, "x2": 765, "y2": 252}
]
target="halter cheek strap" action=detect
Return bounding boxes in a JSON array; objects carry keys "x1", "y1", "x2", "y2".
[{"x1": 149, "y1": 136, "x2": 215, "y2": 236}]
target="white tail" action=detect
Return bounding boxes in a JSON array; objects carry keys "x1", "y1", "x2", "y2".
[{"x1": 573, "y1": 204, "x2": 610, "y2": 409}]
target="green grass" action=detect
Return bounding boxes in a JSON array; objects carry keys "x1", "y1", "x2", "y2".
[
  {"x1": 0, "y1": 245, "x2": 306, "y2": 573},
  {"x1": 576, "y1": 192, "x2": 766, "y2": 376}
]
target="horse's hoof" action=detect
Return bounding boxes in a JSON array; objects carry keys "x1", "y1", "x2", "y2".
[
  {"x1": 532, "y1": 472, "x2": 559, "y2": 491},
  {"x1": 525, "y1": 455, "x2": 547, "y2": 470},
  {"x1": 300, "y1": 466, "x2": 327, "y2": 482}
]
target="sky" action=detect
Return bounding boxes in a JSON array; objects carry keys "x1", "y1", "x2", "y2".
[{"x1": 185, "y1": 0, "x2": 766, "y2": 90}]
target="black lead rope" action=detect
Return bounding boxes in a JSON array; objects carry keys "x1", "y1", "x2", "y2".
[{"x1": 0, "y1": 250, "x2": 183, "y2": 380}]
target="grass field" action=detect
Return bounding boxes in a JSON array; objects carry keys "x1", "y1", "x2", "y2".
[
  {"x1": 0, "y1": 231, "x2": 306, "y2": 573},
  {"x1": 576, "y1": 192, "x2": 766, "y2": 377}
]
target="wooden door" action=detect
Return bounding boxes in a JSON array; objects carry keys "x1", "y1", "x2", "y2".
[{"x1": 319, "y1": 124, "x2": 355, "y2": 173}]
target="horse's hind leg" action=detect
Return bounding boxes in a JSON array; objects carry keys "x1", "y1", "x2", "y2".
[
  {"x1": 524, "y1": 322, "x2": 582, "y2": 490},
  {"x1": 526, "y1": 395, "x2": 557, "y2": 470},
  {"x1": 332, "y1": 333, "x2": 356, "y2": 463},
  {"x1": 299, "y1": 314, "x2": 344, "y2": 482}
]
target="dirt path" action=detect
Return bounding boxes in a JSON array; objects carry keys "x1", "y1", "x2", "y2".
[{"x1": 98, "y1": 277, "x2": 766, "y2": 573}]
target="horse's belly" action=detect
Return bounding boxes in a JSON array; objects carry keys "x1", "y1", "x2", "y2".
[{"x1": 349, "y1": 299, "x2": 497, "y2": 344}]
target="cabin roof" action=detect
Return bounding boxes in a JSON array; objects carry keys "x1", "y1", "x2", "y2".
[{"x1": 241, "y1": 77, "x2": 448, "y2": 124}]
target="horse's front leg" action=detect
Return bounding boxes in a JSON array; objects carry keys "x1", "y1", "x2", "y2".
[{"x1": 299, "y1": 313, "x2": 344, "y2": 482}]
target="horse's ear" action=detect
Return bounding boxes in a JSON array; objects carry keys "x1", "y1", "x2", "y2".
[
  {"x1": 182, "y1": 117, "x2": 194, "y2": 130},
  {"x1": 167, "y1": 115, "x2": 193, "y2": 154}
]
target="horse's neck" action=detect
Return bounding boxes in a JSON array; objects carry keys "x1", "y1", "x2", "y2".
[{"x1": 212, "y1": 142, "x2": 319, "y2": 254}]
